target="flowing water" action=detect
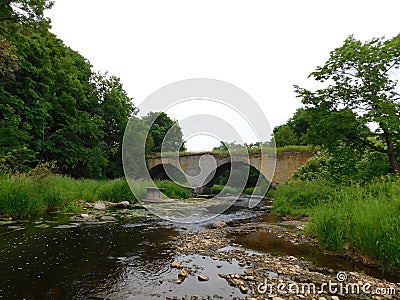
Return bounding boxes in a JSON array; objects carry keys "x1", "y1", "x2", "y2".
[{"x1": 0, "y1": 198, "x2": 397, "y2": 299}]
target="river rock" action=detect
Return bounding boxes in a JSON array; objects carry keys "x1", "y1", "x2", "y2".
[
  {"x1": 35, "y1": 224, "x2": 50, "y2": 228},
  {"x1": 244, "y1": 268, "x2": 254, "y2": 275},
  {"x1": 100, "y1": 216, "x2": 117, "y2": 221},
  {"x1": 259, "y1": 205, "x2": 272, "y2": 211},
  {"x1": 239, "y1": 285, "x2": 248, "y2": 293},
  {"x1": 94, "y1": 202, "x2": 106, "y2": 210},
  {"x1": 114, "y1": 201, "x2": 130, "y2": 209},
  {"x1": 178, "y1": 268, "x2": 188, "y2": 278},
  {"x1": 211, "y1": 221, "x2": 227, "y2": 229},
  {"x1": 198, "y1": 274, "x2": 209, "y2": 281},
  {"x1": 54, "y1": 224, "x2": 78, "y2": 229},
  {"x1": 7, "y1": 225, "x2": 24, "y2": 231},
  {"x1": 170, "y1": 261, "x2": 182, "y2": 268}
]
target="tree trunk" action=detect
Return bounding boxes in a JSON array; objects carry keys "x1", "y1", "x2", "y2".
[
  {"x1": 388, "y1": 152, "x2": 400, "y2": 173},
  {"x1": 383, "y1": 130, "x2": 400, "y2": 173}
]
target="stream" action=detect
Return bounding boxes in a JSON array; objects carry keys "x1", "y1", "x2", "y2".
[{"x1": 0, "y1": 197, "x2": 398, "y2": 299}]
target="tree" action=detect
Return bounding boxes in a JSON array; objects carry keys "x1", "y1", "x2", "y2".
[
  {"x1": 272, "y1": 125, "x2": 299, "y2": 147},
  {"x1": 0, "y1": 0, "x2": 53, "y2": 27},
  {"x1": 286, "y1": 108, "x2": 311, "y2": 144},
  {"x1": 295, "y1": 35, "x2": 400, "y2": 173},
  {"x1": 142, "y1": 112, "x2": 186, "y2": 153},
  {"x1": 92, "y1": 73, "x2": 136, "y2": 177}
]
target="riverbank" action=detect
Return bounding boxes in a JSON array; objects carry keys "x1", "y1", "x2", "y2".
[
  {"x1": 272, "y1": 177, "x2": 400, "y2": 273},
  {"x1": 1, "y1": 197, "x2": 398, "y2": 299},
  {"x1": 0, "y1": 171, "x2": 190, "y2": 218},
  {"x1": 169, "y1": 213, "x2": 399, "y2": 300}
]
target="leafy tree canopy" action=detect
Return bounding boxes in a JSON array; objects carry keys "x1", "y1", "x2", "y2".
[
  {"x1": 295, "y1": 35, "x2": 400, "y2": 173},
  {"x1": 0, "y1": 0, "x2": 53, "y2": 27},
  {"x1": 142, "y1": 112, "x2": 186, "y2": 154}
]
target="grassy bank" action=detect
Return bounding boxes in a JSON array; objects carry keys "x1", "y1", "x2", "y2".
[
  {"x1": 0, "y1": 172, "x2": 191, "y2": 218},
  {"x1": 273, "y1": 177, "x2": 400, "y2": 272},
  {"x1": 149, "y1": 145, "x2": 314, "y2": 158}
]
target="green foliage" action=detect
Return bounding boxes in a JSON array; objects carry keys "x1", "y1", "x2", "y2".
[
  {"x1": 212, "y1": 184, "x2": 241, "y2": 195},
  {"x1": 274, "y1": 177, "x2": 400, "y2": 271},
  {"x1": 143, "y1": 112, "x2": 186, "y2": 154},
  {"x1": 295, "y1": 35, "x2": 400, "y2": 173},
  {"x1": 0, "y1": 36, "x2": 19, "y2": 79},
  {"x1": 270, "y1": 108, "x2": 312, "y2": 147},
  {"x1": 272, "y1": 125, "x2": 299, "y2": 147},
  {"x1": 273, "y1": 180, "x2": 337, "y2": 216},
  {"x1": 92, "y1": 73, "x2": 135, "y2": 178},
  {"x1": 293, "y1": 148, "x2": 391, "y2": 184},
  {"x1": 0, "y1": 10, "x2": 137, "y2": 178},
  {"x1": 0, "y1": 173, "x2": 44, "y2": 217},
  {"x1": 155, "y1": 181, "x2": 191, "y2": 199},
  {"x1": 243, "y1": 187, "x2": 254, "y2": 195},
  {"x1": 95, "y1": 178, "x2": 136, "y2": 202},
  {"x1": 0, "y1": 0, "x2": 53, "y2": 27}
]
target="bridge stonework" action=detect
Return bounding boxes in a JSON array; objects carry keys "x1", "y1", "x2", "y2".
[{"x1": 147, "y1": 150, "x2": 316, "y2": 189}]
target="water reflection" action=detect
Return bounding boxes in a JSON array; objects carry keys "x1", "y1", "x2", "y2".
[
  {"x1": 0, "y1": 202, "x2": 261, "y2": 300},
  {"x1": 0, "y1": 218, "x2": 177, "y2": 300}
]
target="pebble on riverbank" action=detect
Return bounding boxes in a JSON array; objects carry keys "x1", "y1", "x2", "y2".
[{"x1": 170, "y1": 216, "x2": 399, "y2": 300}]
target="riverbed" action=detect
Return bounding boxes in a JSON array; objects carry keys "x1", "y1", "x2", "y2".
[{"x1": 0, "y1": 198, "x2": 398, "y2": 299}]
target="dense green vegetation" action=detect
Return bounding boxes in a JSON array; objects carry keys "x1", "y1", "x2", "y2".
[
  {"x1": 0, "y1": 167, "x2": 190, "y2": 218},
  {"x1": 273, "y1": 177, "x2": 400, "y2": 271},
  {"x1": 272, "y1": 34, "x2": 400, "y2": 272},
  {"x1": 0, "y1": 0, "x2": 185, "y2": 179}
]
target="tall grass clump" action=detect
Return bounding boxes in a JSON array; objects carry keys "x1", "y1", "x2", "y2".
[
  {"x1": 0, "y1": 173, "x2": 44, "y2": 217},
  {"x1": 274, "y1": 176, "x2": 400, "y2": 271},
  {"x1": 96, "y1": 178, "x2": 138, "y2": 202},
  {"x1": 311, "y1": 188, "x2": 400, "y2": 271},
  {"x1": 155, "y1": 181, "x2": 191, "y2": 199},
  {"x1": 273, "y1": 180, "x2": 337, "y2": 216},
  {"x1": 212, "y1": 184, "x2": 241, "y2": 195}
]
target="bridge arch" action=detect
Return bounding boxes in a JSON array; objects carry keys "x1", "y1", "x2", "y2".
[
  {"x1": 148, "y1": 163, "x2": 187, "y2": 182},
  {"x1": 203, "y1": 161, "x2": 270, "y2": 194}
]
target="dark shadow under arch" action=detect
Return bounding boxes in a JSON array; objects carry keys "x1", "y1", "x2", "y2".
[
  {"x1": 148, "y1": 163, "x2": 187, "y2": 183},
  {"x1": 204, "y1": 161, "x2": 270, "y2": 194}
]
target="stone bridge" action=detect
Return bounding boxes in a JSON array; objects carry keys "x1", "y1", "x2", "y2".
[{"x1": 146, "y1": 150, "x2": 316, "y2": 193}]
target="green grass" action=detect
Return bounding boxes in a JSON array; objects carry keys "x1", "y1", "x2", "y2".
[
  {"x1": 273, "y1": 177, "x2": 400, "y2": 271},
  {"x1": 0, "y1": 171, "x2": 192, "y2": 218},
  {"x1": 155, "y1": 181, "x2": 191, "y2": 199},
  {"x1": 212, "y1": 184, "x2": 241, "y2": 195},
  {"x1": 273, "y1": 180, "x2": 338, "y2": 216},
  {"x1": 149, "y1": 146, "x2": 315, "y2": 158}
]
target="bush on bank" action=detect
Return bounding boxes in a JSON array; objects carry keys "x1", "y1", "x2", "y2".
[
  {"x1": 0, "y1": 170, "x2": 190, "y2": 218},
  {"x1": 273, "y1": 176, "x2": 400, "y2": 271}
]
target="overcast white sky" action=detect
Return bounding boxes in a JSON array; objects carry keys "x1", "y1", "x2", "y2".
[{"x1": 46, "y1": 0, "x2": 400, "y2": 150}]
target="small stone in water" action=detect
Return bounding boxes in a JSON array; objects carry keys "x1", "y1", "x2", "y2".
[
  {"x1": 178, "y1": 269, "x2": 188, "y2": 278},
  {"x1": 100, "y1": 216, "x2": 117, "y2": 221},
  {"x1": 198, "y1": 274, "x2": 209, "y2": 281},
  {"x1": 170, "y1": 261, "x2": 182, "y2": 268},
  {"x1": 239, "y1": 285, "x2": 248, "y2": 294},
  {"x1": 35, "y1": 224, "x2": 49, "y2": 229}
]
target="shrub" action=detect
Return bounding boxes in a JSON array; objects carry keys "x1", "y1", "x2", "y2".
[
  {"x1": 96, "y1": 178, "x2": 136, "y2": 202},
  {"x1": 0, "y1": 174, "x2": 44, "y2": 217},
  {"x1": 155, "y1": 181, "x2": 191, "y2": 199}
]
